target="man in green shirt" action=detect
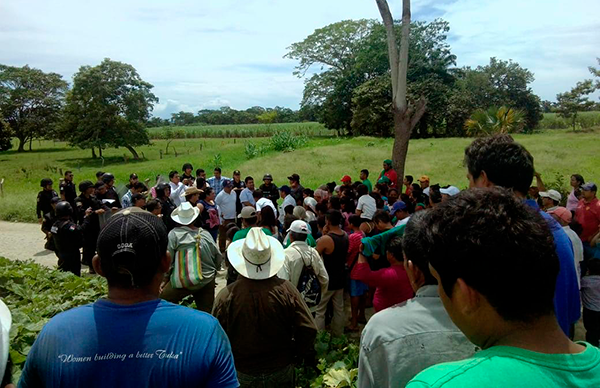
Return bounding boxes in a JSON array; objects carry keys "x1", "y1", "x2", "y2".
[
  {"x1": 360, "y1": 169, "x2": 372, "y2": 193},
  {"x1": 232, "y1": 206, "x2": 272, "y2": 242},
  {"x1": 407, "y1": 188, "x2": 600, "y2": 388}
]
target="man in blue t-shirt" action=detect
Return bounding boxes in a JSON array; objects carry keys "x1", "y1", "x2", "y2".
[
  {"x1": 19, "y1": 208, "x2": 239, "y2": 388},
  {"x1": 463, "y1": 134, "x2": 581, "y2": 336}
]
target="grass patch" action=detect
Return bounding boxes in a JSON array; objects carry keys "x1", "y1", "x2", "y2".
[
  {"x1": 148, "y1": 122, "x2": 332, "y2": 139},
  {"x1": 1, "y1": 128, "x2": 599, "y2": 222}
]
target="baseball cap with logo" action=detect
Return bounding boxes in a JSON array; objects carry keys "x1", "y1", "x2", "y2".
[
  {"x1": 391, "y1": 201, "x2": 408, "y2": 213},
  {"x1": 287, "y1": 220, "x2": 310, "y2": 235},
  {"x1": 582, "y1": 182, "x2": 598, "y2": 192},
  {"x1": 287, "y1": 173, "x2": 300, "y2": 182},
  {"x1": 539, "y1": 189, "x2": 562, "y2": 202},
  {"x1": 96, "y1": 208, "x2": 168, "y2": 288},
  {"x1": 238, "y1": 206, "x2": 257, "y2": 219},
  {"x1": 222, "y1": 179, "x2": 233, "y2": 188}
]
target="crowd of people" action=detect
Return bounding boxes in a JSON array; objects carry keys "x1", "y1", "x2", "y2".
[{"x1": 2, "y1": 134, "x2": 599, "y2": 387}]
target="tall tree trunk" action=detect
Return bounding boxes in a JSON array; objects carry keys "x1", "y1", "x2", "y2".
[
  {"x1": 91, "y1": 147, "x2": 97, "y2": 159},
  {"x1": 125, "y1": 145, "x2": 139, "y2": 159},
  {"x1": 99, "y1": 147, "x2": 103, "y2": 158},
  {"x1": 376, "y1": 0, "x2": 427, "y2": 192},
  {"x1": 17, "y1": 136, "x2": 25, "y2": 152},
  {"x1": 29, "y1": 138, "x2": 33, "y2": 151}
]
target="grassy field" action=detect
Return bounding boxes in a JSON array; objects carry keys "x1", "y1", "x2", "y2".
[
  {"x1": 1, "y1": 127, "x2": 599, "y2": 223},
  {"x1": 147, "y1": 121, "x2": 332, "y2": 139}
]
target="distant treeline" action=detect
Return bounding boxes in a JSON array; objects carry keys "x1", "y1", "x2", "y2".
[{"x1": 147, "y1": 106, "x2": 317, "y2": 127}]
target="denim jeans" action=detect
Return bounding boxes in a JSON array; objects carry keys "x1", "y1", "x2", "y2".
[{"x1": 236, "y1": 364, "x2": 295, "y2": 388}]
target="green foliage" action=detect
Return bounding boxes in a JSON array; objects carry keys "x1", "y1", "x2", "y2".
[
  {"x1": 0, "y1": 257, "x2": 107, "y2": 381},
  {"x1": 270, "y1": 131, "x2": 308, "y2": 152},
  {"x1": 0, "y1": 64, "x2": 68, "y2": 152},
  {"x1": 148, "y1": 122, "x2": 330, "y2": 139},
  {"x1": 465, "y1": 106, "x2": 526, "y2": 136},
  {"x1": 244, "y1": 141, "x2": 268, "y2": 160},
  {"x1": 256, "y1": 111, "x2": 278, "y2": 125},
  {"x1": 211, "y1": 153, "x2": 223, "y2": 169},
  {"x1": 61, "y1": 58, "x2": 158, "y2": 159},
  {"x1": 543, "y1": 172, "x2": 570, "y2": 206},
  {"x1": 537, "y1": 111, "x2": 600, "y2": 130},
  {"x1": 351, "y1": 75, "x2": 393, "y2": 137},
  {"x1": 296, "y1": 331, "x2": 360, "y2": 388},
  {"x1": 555, "y1": 80, "x2": 596, "y2": 131},
  {"x1": 0, "y1": 115, "x2": 12, "y2": 151}
]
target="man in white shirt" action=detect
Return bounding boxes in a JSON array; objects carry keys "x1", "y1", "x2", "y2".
[
  {"x1": 356, "y1": 184, "x2": 376, "y2": 220},
  {"x1": 239, "y1": 176, "x2": 255, "y2": 207},
  {"x1": 358, "y1": 212, "x2": 475, "y2": 388},
  {"x1": 278, "y1": 185, "x2": 296, "y2": 224},
  {"x1": 391, "y1": 201, "x2": 410, "y2": 227},
  {"x1": 215, "y1": 179, "x2": 237, "y2": 253},
  {"x1": 278, "y1": 220, "x2": 328, "y2": 310},
  {"x1": 549, "y1": 207, "x2": 584, "y2": 286},
  {"x1": 168, "y1": 170, "x2": 186, "y2": 207},
  {"x1": 254, "y1": 190, "x2": 276, "y2": 214}
]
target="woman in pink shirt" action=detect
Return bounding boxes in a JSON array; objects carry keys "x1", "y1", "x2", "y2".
[
  {"x1": 567, "y1": 174, "x2": 585, "y2": 212},
  {"x1": 351, "y1": 236, "x2": 414, "y2": 312}
]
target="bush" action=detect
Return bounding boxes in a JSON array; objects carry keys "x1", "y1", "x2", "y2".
[{"x1": 270, "y1": 131, "x2": 308, "y2": 152}]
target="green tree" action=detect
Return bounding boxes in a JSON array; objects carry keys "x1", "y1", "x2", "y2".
[
  {"x1": 170, "y1": 111, "x2": 195, "y2": 125},
  {"x1": 464, "y1": 106, "x2": 526, "y2": 136},
  {"x1": 0, "y1": 64, "x2": 68, "y2": 152},
  {"x1": 555, "y1": 80, "x2": 596, "y2": 130},
  {"x1": 257, "y1": 110, "x2": 278, "y2": 125},
  {"x1": 0, "y1": 113, "x2": 12, "y2": 151},
  {"x1": 61, "y1": 58, "x2": 157, "y2": 159}
]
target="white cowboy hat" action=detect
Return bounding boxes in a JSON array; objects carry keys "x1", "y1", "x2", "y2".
[
  {"x1": 170, "y1": 202, "x2": 200, "y2": 225},
  {"x1": 227, "y1": 227, "x2": 285, "y2": 280},
  {"x1": 0, "y1": 299, "x2": 12, "y2": 381}
]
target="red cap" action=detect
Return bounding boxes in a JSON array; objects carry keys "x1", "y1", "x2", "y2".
[{"x1": 341, "y1": 175, "x2": 352, "y2": 183}]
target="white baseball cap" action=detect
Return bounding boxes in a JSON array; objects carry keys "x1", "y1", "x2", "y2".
[
  {"x1": 287, "y1": 220, "x2": 310, "y2": 235},
  {"x1": 440, "y1": 186, "x2": 460, "y2": 196},
  {"x1": 539, "y1": 190, "x2": 561, "y2": 202}
]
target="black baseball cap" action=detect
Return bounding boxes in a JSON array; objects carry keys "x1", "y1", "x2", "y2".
[
  {"x1": 96, "y1": 208, "x2": 168, "y2": 288},
  {"x1": 79, "y1": 180, "x2": 94, "y2": 193},
  {"x1": 287, "y1": 173, "x2": 300, "y2": 182}
]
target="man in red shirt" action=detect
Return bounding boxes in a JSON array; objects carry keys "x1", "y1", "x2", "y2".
[
  {"x1": 576, "y1": 182, "x2": 600, "y2": 259},
  {"x1": 377, "y1": 159, "x2": 398, "y2": 188}
]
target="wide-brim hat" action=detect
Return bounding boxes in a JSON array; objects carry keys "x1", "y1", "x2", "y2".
[
  {"x1": 227, "y1": 227, "x2": 285, "y2": 280},
  {"x1": 170, "y1": 202, "x2": 200, "y2": 225},
  {"x1": 184, "y1": 186, "x2": 202, "y2": 196}
]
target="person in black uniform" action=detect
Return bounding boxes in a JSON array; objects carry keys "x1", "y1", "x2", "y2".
[
  {"x1": 59, "y1": 171, "x2": 77, "y2": 209},
  {"x1": 74, "y1": 180, "x2": 109, "y2": 274},
  {"x1": 37, "y1": 178, "x2": 58, "y2": 223},
  {"x1": 155, "y1": 182, "x2": 176, "y2": 231},
  {"x1": 41, "y1": 197, "x2": 61, "y2": 251},
  {"x1": 181, "y1": 163, "x2": 194, "y2": 184},
  {"x1": 99, "y1": 173, "x2": 122, "y2": 208},
  {"x1": 51, "y1": 201, "x2": 91, "y2": 276},
  {"x1": 259, "y1": 173, "x2": 280, "y2": 210},
  {"x1": 125, "y1": 173, "x2": 139, "y2": 190}
]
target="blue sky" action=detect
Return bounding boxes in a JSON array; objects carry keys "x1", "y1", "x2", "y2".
[{"x1": 1, "y1": 0, "x2": 598, "y2": 119}]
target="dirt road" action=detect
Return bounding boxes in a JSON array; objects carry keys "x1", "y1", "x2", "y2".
[{"x1": 0, "y1": 220, "x2": 228, "y2": 294}]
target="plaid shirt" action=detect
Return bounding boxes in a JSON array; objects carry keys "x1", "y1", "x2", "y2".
[{"x1": 207, "y1": 176, "x2": 230, "y2": 196}]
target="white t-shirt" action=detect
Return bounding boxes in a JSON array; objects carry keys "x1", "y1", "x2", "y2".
[
  {"x1": 581, "y1": 275, "x2": 600, "y2": 312},
  {"x1": 563, "y1": 226, "x2": 583, "y2": 287},
  {"x1": 256, "y1": 197, "x2": 276, "y2": 213},
  {"x1": 357, "y1": 194, "x2": 377, "y2": 220},
  {"x1": 215, "y1": 190, "x2": 237, "y2": 220}
]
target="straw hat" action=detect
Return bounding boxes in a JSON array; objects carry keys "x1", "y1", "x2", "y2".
[
  {"x1": 170, "y1": 202, "x2": 200, "y2": 225},
  {"x1": 227, "y1": 227, "x2": 285, "y2": 280}
]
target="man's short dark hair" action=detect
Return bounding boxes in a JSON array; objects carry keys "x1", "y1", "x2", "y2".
[
  {"x1": 464, "y1": 134, "x2": 534, "y2": 195},
  {"x1": 284, "y1": 205, "x2": 295, "y2": 215},
  {"x1": 65, "y1": 170, "x2": 73, "y2": 176},
  {"x1": 145, "y1": 199, "x2": 161, "y2": 213},
  {"x1": 348, "y1": 214, "x2": 363, "y2": 227},
  {"x1": 405, "y1": 175, "x2": 414, "y2": 184},
  {"x1": 196, "y1": 168, "x2": 204, "y2": 176},
  {"x1": 168, "y1": 170, "x2": 178, "y2": 179},
  {"x1": 182, "y1": 163, "x2": 193, "y2": 172},
  {"x1": 429, "y1": 185, "x2": 442, "y2": 204},
  {"x1": 214, "y1": 167, "x2": 222, "y2": 173},
  {"x1": 425, "y1": 187, "x2": 559, "y2": 322},
  {"x1": 131, "y1": 193, "x2": 145, "y2": 203},
  {"x1": 244, "y1": 216, "x2": 258, "y2": 226},
  {"x1": 244, "y1": 176, "x2": 253, "y2": 184},
  {"x1": 133, "y1": 182, "x2": 147, "y2": 191},
  {"x1": 252, "y1": 189, "x2": 263, "y2": 199},
  {"x1": 361, "y1": 169, "x2": 369, "y2": 177},
  {"x1": 373, "y1": 210, "x2": 391, "y2": 225},
  {"x1": 386, "y1": 236, "x2": 403, "y2": 261},
  {"x1": 96, "y1": 171, "x2": 105, "y2": 179},
  {"x1": 290, "y1": 231, "x2": 308, "y2": 242},
  {"x1": 97, "y1": 209, "x2": 168, "y2": 289},
  {"x1": 357, "y1": 184, "x2": 368, "y2": 196},
  {"x1": 326, "y1": 209, "x2": 343, "y2": 226},
  {"x1": 402, "y1": 211, "x2": 438, "y2": 286},
  {"x1": 303, "y1": 188, "x2": 314, "y2": 197}
]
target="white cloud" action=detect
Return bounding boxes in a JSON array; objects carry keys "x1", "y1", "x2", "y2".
[{"x1": 1, "y1": 0, "x2": 598, "y2": 118}]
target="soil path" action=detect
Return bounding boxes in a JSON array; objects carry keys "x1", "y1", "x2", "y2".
[{"x1": 0, "y1": 220, "x2": 228, "y2": 294}]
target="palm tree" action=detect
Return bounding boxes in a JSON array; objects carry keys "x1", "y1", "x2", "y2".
[{"x1": 464, "y1": 106, "x2": 526, "y2": 136}]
